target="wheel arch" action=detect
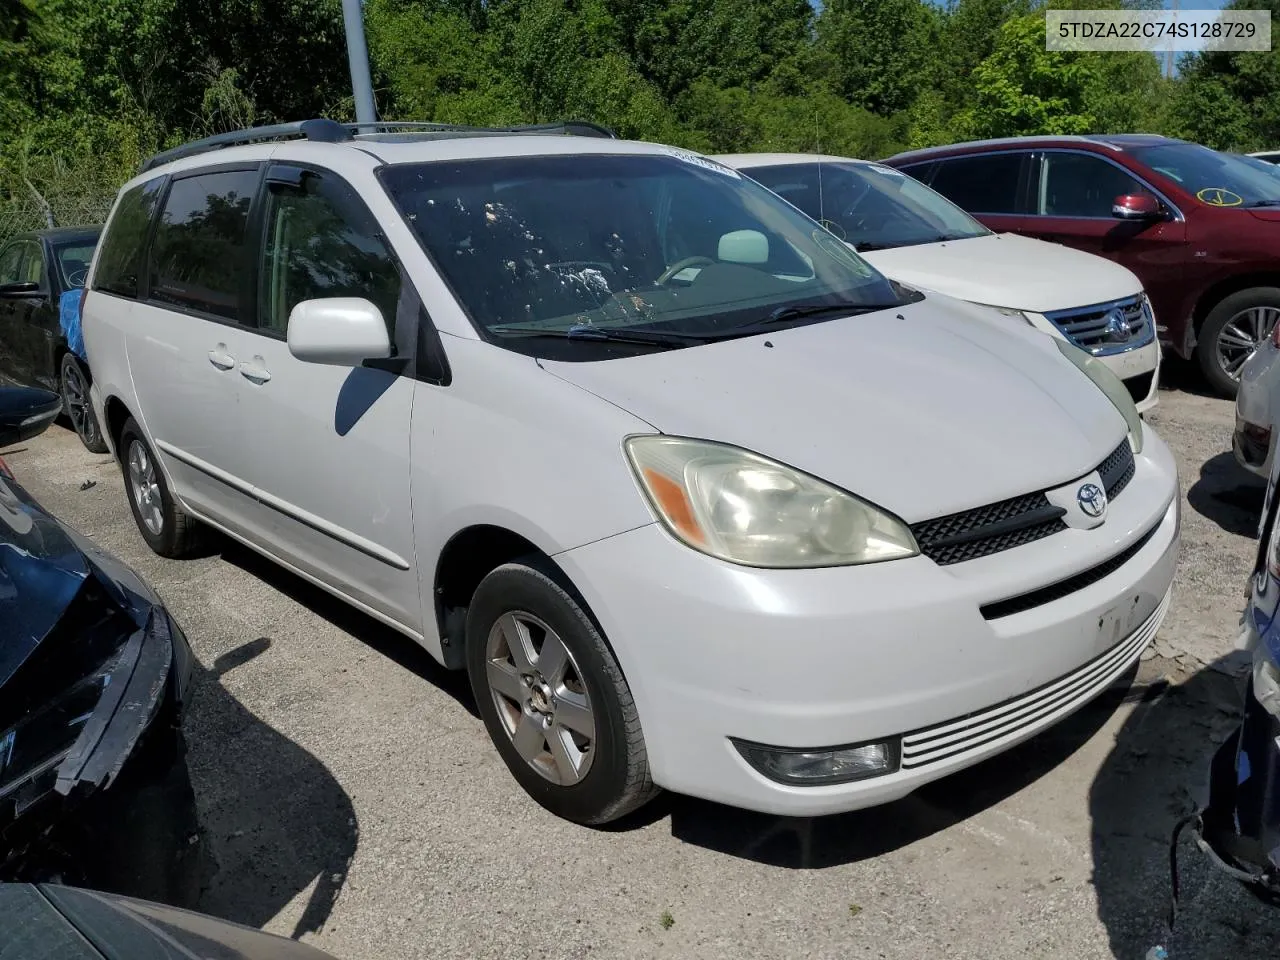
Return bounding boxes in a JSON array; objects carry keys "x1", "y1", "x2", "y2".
[
  {"x1": 1193, "y1": 272, "x2": 1280, "y2": 336},
  {"x1": 101, "y1": 395, "x2": 135, "y2": 458}
]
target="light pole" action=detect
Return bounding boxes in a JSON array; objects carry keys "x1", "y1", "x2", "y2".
[{"x1": 341, "y1": 0, "x2": 377, "y2": 123}]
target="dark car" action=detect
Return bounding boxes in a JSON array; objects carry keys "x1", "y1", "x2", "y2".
[
  {"x1": 0, "y1": 387, "x2": 197, "y2": 895},
  {"x1": 0, "y1": 227, "x2": 106, "y2": 451},
  {"x1": 1194, "y1": 440, "x2": 1280, "y2": 903},
  {"x1": 883, "y1": 135, "x2": 1280, "y2": 397},
  {"x1": 0, "y1": 883, "x2": 340, "y2": 959}
]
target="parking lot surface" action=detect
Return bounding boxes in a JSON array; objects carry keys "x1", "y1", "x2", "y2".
[{"x1": 6, "y1": 367, "x2": 1278, "y2": 959}]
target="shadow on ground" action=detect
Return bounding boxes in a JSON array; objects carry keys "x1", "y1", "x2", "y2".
[
  {"x1": 180, "y1": 638, "x2": 360, "y2": 937},
  {"x1": 1091, "y1": 654, "x2": 1279, "y2": 958},
  {"x1": 655, "y1": 675, "x2": 1129, "y2": 868},
  {"x1": 219, "y1": 540, "x2": 476, "y2": 716},
  {"x1": 1188, "y1": 452, "x2": 1265, "y2": 537}
]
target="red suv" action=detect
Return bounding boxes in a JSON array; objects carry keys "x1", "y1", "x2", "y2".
[{"x1": 884, "y1": 135, "x2": 1280, "y2": 396}]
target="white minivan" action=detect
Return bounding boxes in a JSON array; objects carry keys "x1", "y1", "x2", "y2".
[
  {"x1": 718, "y1": 153, "x2": 1162, "y2": 412},
  {"x1": 84, "y1": 121, "x2": 1179, "y2": 824}
]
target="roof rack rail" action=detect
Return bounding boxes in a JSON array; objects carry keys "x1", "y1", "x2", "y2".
[{"x1": 139, "y1": 118, "x2": 617, "y2": 173}]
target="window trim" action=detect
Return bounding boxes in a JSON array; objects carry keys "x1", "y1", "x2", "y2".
[
  {"x1": 1026, "y1": 148, "x2": 1185, "y2": 223},
  {"x1": 915, "y1": 150, "x2": 1033, "y2": 217},
  {"x1": 141, "y1": 161, "x2": 266, "y2": 329}
]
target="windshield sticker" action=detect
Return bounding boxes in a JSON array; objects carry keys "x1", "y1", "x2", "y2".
[
  {"x1": 660, "y1": 148, "x2": 741, "y2": 178},
  {"x1": 1197, "y1": 187, "x2": 1244, "y2": 206}
]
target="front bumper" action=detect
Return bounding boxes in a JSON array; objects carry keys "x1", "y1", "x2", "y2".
[{"x1": 557, "y1": 430, "x2": 1180, "y2": 816}]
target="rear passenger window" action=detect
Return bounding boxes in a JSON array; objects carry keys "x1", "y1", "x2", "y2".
[
  {"x1": 93, "y1": 180, "x2": 163, "y2": 299},
  {"x1": 257, "y1": 170, "x2": 400, "y2": 336},
  {"x1": 149, "y1": 169, "x2": 258, "y2": 320},
  {"x1": 928, "y1": 154, "x2": 1024, "y2": 214}
]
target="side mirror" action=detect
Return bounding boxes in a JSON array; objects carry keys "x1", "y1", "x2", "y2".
[
  {"x1": 1112, "y1": 194, "x2": 1162, "y2": 220},
  {"x1": 287, "y1": 298, "x2": 392, "y2": 367},
  {"x1": 0, "y1": 387, "x2": 62, "y2": 447},
  {"x1": 0, "y1": 280, "x2": 40, "y2": 296}
]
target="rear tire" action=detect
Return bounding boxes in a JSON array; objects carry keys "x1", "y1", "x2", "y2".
[
  {"x1": 119, "y1": 418, "x2": 207, "y2": 558},
  {"x1": 1196, "y1": 287, "x2": 1280, "y2": 398},
  {"x1": 465, "y1": 560, "x2": 658, "y2": 824},
  {"x1": 60, "y1": 353, "x2": 108, "y2": 453}
]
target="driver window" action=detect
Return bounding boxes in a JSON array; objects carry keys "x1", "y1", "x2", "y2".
[
  {"x1": 258, "y1": 170, "x2": 400, "y2": 336},
  {"x1": 1039, "y1": 153, "x2": 1146, "y2": 218},
  {"x1": 17, "y1": 243, "x2": 44, "y2": 286}
]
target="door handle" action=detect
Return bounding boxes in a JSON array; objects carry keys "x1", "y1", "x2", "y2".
[
  {"x1": 208, "y1": 346, "x2": 236, "y2": 370},
  {"x1": 239, "y1": 358, "x2": 271, "y2": 384}
]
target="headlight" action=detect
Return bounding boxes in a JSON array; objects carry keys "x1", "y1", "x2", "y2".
[
  {"x1": 1054, "y1": 339, "x2": 1144, "y2": 454},
  {"x1": 624, "y1": 436, "x2": 918, "y2": 567}
]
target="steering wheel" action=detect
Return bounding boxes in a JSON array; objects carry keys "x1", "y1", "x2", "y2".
[{"x1": 656, "y1": 256, "x2": 716, "y2": 286}]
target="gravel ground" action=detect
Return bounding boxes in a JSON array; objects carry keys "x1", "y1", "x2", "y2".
[{"x1": 5, "y1": 364, "x2": 1278, "y2": 960}]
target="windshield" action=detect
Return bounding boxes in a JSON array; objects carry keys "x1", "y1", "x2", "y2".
[
  {"x1": 744, "y1": 160, "x2": 990, "y2": 250},
  {"x1": 53, "y1": 242, "x2": 96, "y2": 288},
  {"x1": 1130, "y1": 142, "x2": 1280, "y2": 208},
  {"x1": 380, "y1": 153, "x2": 904, "y2": 355}
]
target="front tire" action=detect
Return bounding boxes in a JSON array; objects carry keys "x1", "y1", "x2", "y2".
[
  {"x1": 1196, "y1": 287, "x2": 1280, "y2": 398},
  {"x1": 60, "y1": 353, "x2": 108, "y2": 453},
  {"x1": 465, "y1": 560, "x2": 658, "y2": 824},
  {"x1": 118, "y1": 418, "x2": 207, "y2": 558}
]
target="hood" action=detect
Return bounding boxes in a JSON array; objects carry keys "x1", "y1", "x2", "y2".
[
  {"x1": 1248, "y1": 208, "x2": 1280, "y2": 223},
  {"x1": 0, "y1": 473, "x2": 90, "y2": 684},
  {"x1": 861, "y1": 233, "x2": 1142, "y2": 314},
  {"x1": 542, "y1": 295, "x2": 1127, "y2": 523}
]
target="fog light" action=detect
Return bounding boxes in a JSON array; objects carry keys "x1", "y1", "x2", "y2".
[{"x1": 732, "y1": 738, "x2": 900, "y2": 785}]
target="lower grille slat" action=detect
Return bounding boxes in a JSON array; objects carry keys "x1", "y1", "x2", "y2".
[{"x1": 900, "y1": 587, "x2": 1171, "y2": 769}]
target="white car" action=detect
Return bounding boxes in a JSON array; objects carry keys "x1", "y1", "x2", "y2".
[
  {"x1": 717, "y1": 153, "x2": 1162, "y2": 412},
  {"x1": 83, "y1": 121, "x2": 1180, "y2": 823},
  {"x1": 1234, "y1": 331, "x2": 1280, "y2": 477}
]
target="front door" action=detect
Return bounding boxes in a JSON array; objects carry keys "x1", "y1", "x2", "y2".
[
  {"x1": 235, "y1": 163, "x2": 420, "y2": 630},
  {"x1": 1023, "y1": 151, "x2": 1189, "y2": 319},
  {"x1": 127, "y1": 167, "x2": 266, "y2": 539}
]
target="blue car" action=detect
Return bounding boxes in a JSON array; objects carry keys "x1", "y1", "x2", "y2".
[
  {"x1": 0, "y1": 387, "x2": 197, "y2": 893},
  {"x1": 1196, "y1": 450, "x2": 1280, "y2": 900}
]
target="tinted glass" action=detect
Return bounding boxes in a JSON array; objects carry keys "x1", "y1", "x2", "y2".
[
  {"x1": 17, "y1": 242, "x2": 43, "y2": 285},
  {"x1": 928, "y1": 154, "x2": 1023, "y2": 214},
  {"x1": 381, "y1": 154, "x2": 899, "y2": 355},
  {"x1": 0, "y1": 243, "x2": 22, "y2": 285},
  {"x1": 749, "y1": 161, "x2": 988, "y2": 250},
  {"x1": 259, "y1": 172, "x2": 400, "y2": 336},
  {"x1": 1131, "y1": 142, "x2": 1280, "y2": 208},
  {"x1": 1038, "y1": 153, "x2": 1145, "y2": 217},
  {"x1": 150, "y1": 169, "x2": 258, "y2": 319},
  {"x1": 94, "y1": 180, "x2": 163, "y2": 299},
  {"x1": 54, "y1": 242, "x2": 97, "y2": 288}
]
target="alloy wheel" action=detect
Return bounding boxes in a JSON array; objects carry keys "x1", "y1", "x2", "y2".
[
  {"x1": 127, "y1": 439, "x2": 164, "y2": 536},
  {"x1": 484, "y1": 610, "x2": 596, "y2": 785},
  {"x1": 1217, "y1": 305, "x2": 1280, "y2": 380},
  {"x1": 61, "y1": 361, "x2": 98, "y2": 448}
]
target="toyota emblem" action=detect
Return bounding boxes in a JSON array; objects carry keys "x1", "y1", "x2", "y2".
[{"x1": 1077, "y1": 482, "x2": 1107, "y2": 519}]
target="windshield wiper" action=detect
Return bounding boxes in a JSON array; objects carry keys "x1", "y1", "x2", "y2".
[
  {"x1": 1246, "y1": 200, "x2": 1280, "y2": 208},
  {"x1": 489, "y1": 324, "x2": 707, "y2": 348},
  {"x1": 760, "y1": 301, "x2": 905, "y2": 326}
]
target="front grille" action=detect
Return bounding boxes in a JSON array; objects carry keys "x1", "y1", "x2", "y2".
[
  {"x1": 1097, "y1": 439, "x2": 1135, "y2": 499},
  {"x1": 910, "y1": 439, "x2": 1135, "y2": 566},
  {"x1": 1043, "y1": 295, "x2": 1153, "y2": 355},
  {"x1": 979, "y1": 520, "x2": 1159, "y2": 620},
  {"x1": 900, "y1": 585, "x2": 1171, "y2": 769},
  {"x1": 911, "y1": 494, "x2": 1066, "y2": 566},
  {"x1": 1123, "y1": 370, "x2": 1154, "y2": 405}
]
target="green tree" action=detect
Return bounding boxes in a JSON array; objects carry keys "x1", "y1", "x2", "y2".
[{"x1": 815, "y1": 0, "x2": 941, "y2": 117}]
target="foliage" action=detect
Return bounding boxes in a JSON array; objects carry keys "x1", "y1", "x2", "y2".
[{"x1": 3, "y1": 0, "x2": 1280, "y2": 243}]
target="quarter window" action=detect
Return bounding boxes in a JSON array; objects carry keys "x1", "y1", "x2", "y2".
[
  {"x1": 1038, "y1": 153, "x2": 1146, "y2": 218},
  {"x1": 94, "y1": 180, "x2": 163, "y2": 299},
  {"x1": 150, "y1": 169, "x2": 258, "y2": 320},
  {"x1": 927, "y1": 154, "x2": 1024, "y2": 214},
  {"x1": 257, "y1": 171, "x2": 400, "y2": 337}
]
